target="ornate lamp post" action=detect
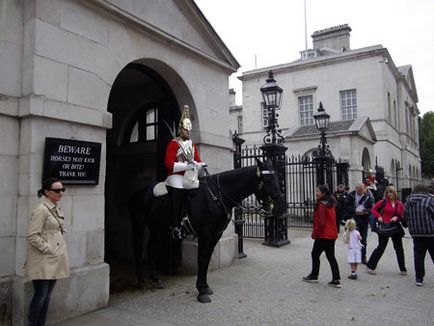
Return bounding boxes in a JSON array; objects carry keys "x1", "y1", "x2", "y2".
[
  {"x1": 260, "y1": 71, "x2": 290, "y2": 247},
  {"x1": 313, "y1": 102, "x2": 333, "y2": 186},
  {"x1": 232, "y1": 131, "x2": 247, "y2": 258},
  {"x1": 261, "y1": 71, "x2": 284, "y2": 145}
]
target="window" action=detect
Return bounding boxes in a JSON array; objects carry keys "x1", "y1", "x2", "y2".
[
  {"x1": 340, "y1": 89, "x2": 357, "y2": 120},
  {"x1": 237, "y1": 115, "x2": 243, "y2": 134},
  {"x1": 298, "y1": 95, "x2": 313, "y2": 125},
  {"x1": 128, "y1": 107, "x2": 158, "y2": 143},
  {"x1": 262, "y1": 102, "x2": 268, "y2": 129},
  {"x1": 393, "y1": 100, "x2": 398, "y2": 128},
  {"x1": 387, "y1": 92, "x2": 391, "y2": 121},
  {"x1": 145, "y1": 108, "x2": 157, "y2": 140}
]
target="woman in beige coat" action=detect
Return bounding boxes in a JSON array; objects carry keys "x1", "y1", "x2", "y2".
[{"x1": 24, "y1": 178, "x2": 69, "y2": 326}]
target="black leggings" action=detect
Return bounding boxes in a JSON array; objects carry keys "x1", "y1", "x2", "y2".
[
  {"x1": 310, "y1": 239, "x2": 341, "y2": 281},
  {"x1": 367, "y1": 233, "x2": 406, "y2": 272}
]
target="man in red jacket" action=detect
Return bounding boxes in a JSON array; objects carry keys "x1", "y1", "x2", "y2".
[{"x1": 165, "y1": 105, "x2": 205, "y2": 240}]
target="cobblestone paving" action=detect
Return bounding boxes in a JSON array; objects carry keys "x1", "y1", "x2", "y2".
[{"x1": 59, "y1": 229, "x2": 434, "y2": 326}]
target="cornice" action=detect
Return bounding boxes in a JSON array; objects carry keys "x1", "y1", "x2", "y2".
[
  {"x1": 239, "y1": 46, "x2": 395, "y2": 81},
  {"x1": 89, "y1": 0, "x2": 238, "y2": 72}
]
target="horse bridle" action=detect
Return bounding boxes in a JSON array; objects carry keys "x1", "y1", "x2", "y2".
[
  {"x1": 255, "y1": 168, "x2": 284, "y2": 215},
  {"x1": 205, "y1": 167, "x2": 283, "y2": 217}
]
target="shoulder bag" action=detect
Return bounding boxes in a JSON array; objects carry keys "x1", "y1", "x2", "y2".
[{"x1": 376, "y1": 202, "x2": 403, "y2": 237}]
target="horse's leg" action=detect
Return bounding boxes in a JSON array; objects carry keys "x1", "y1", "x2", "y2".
[
  {"x1": 132, "y1": 222, "x2": 146, "y2": 290},
  {"x1": 202, "y1": 233, "x2": 223, "y2": 295},
  {"x1": 147, "y1": 227, "x2": 164, "y2": 289},
  {"x1": 196, "y1": 233, "x2": 221, "y2": 303}
]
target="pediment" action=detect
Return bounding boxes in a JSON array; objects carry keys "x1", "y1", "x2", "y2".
[
  {"x1": 101, "y1": 0, "x2": 239, "y2": 71},
  {"x1": 349, "y1": 117, "x2": 377, "y2": 143}
]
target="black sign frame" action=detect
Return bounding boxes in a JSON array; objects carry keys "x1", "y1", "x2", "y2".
[{"x1": 42, "y1": 138, "x2": 102, "y2": 185}]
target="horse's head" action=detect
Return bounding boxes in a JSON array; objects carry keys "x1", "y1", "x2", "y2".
[{"x1": 255, "y1": 159, "x2": 285, "y2": 216}]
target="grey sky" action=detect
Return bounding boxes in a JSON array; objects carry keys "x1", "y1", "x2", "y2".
[{"x1": 195, "y1": 0, "x2": 434, "y2": 115}]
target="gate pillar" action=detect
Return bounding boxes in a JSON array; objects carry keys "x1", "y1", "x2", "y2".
[{"x1": 261, "y1": 143, "x2": 290, "y2": 247}]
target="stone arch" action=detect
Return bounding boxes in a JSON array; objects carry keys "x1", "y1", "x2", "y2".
[
  {"x1": 105, "y1": 59, "x2": 195, "y2": 286},
  {"x1": 362, "y1": 147, "x2": 371, "y2": 173}
]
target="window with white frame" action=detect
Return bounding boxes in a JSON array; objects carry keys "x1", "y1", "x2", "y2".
[
  {"x1": 262, "y1": 102, "x2": 269, "y2": 129},
  {"x1": 298, "y1": 95, "x2": 313, "y2": 125},
  {"x1": 340, "y1": 89, "x2": 357, "y2": 120},
  {"x1": 128, "y1": 107, "x2": 158, "y2": 143}
]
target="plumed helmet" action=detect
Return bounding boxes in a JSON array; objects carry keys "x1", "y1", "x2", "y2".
[{"x1": 179, "y1": 105, "x2": 192, "y2": 132}]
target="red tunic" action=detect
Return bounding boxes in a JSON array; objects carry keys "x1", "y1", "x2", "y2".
[
  {"x1": 164, "y1": 139, "x2": 201, "y2": 176},
  {"x1": 311, "y1": 201, "x2": 338, "y2": 240}
]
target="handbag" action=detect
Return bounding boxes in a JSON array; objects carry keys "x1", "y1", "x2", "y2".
[
  {"x1": 376, "y1": 222, "x2": 401, "y2": 237},
  {"x1": 375, "y1": 202, "x2": 403, "y2": 237}
]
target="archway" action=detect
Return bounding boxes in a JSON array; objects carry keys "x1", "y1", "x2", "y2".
[
  {"x1": 361, "y1": 147, "x2": 371, "y2": 182},
  {"x1": 105, "y1": 61, "x2": 194, "y2": 291}
]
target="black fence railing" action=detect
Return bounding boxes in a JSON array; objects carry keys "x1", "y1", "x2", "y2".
[{"x1": 234, "y1": 144, "x2": 348, "y2": 237}]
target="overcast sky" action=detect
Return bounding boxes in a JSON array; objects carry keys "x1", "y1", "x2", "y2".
[{"x1": 195, "y1": 0, "x2": 434, "y2": 115}]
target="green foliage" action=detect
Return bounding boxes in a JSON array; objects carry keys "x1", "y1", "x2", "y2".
[{"x1": 420, "y1": 111, "x2": 434, "y2": 177}]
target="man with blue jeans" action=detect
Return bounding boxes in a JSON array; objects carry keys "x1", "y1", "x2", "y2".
[
  {"x1": 345, "y1": 184, "x2": 374, "y2": 264},
  {"x1": 404, "y1": 184, "x2": 434, "y2": 286}
]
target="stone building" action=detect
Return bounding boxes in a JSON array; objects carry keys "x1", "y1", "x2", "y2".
[
  {"x1": 236, "y1": 24, "x2": 421, "y2": 189},
  {"x1": 0, "y1": 0, "x2": 239, "y2": 324}
]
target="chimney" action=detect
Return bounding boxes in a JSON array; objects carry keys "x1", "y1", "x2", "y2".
[{"x1": 311, "y1": 24, "x2": 352, "y2": 51}]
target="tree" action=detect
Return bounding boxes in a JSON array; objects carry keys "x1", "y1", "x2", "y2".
[{"x1": 419, "y1": 111, "x2": 434, "y2": 177}]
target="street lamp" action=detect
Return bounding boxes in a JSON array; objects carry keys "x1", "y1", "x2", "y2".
[
  {"x1": 260, "y1": 70, "x2": 290, "y2": 247},
  {"x1": 313, "y1": 102, "x2": 333, "y2": 186},
  {"x1": 261, "y1": 70, "x2": 284, "y2": 144}
]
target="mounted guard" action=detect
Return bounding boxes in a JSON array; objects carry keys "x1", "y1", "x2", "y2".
[{"x1": 164, "y1": 105, "x2": 206, "y2": 240}]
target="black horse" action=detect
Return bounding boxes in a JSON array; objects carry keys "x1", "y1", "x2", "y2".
[{"x1": 129, "y1": 159, "x2": 284, "y2": 303}]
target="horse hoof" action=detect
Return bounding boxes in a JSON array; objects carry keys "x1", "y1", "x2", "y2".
[
  {"x1": 152, "y1": 280, "x2": 164, "y2": 289},
  {"x1": 197, "y1": 294, "x2": 211, "y2": 303},
  {"x1": 202, "y1": 287, "x2": 213, "y2": 295}
]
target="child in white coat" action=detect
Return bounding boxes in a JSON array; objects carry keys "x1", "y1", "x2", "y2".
[{"x1": 344, "y1": 219, "x2": 363, "y2": 279}]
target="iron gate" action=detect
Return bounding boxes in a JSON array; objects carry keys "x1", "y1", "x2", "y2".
[{"x1": 234, "y1": 143, "x2": 348, "y2": 238}]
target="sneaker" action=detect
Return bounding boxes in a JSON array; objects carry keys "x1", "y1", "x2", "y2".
[
  {"x1": 302, "y1": 275, "x2": 319, "y2": 283},
  {"x1": 348, "y1": 273, "x2": 358, "y2": 280},
  {"x1": 400, "y1": 271, "x2": 408, "y2": 276},
  {"x1": 415, "y1": 278, "x2": 423, "y2": 287},
  {"x1": 367, "y1": 268, "x2": 376, "y2": 275},
  {"x1": 328, "y1": 280, "x2": 341, "y2": 288}
]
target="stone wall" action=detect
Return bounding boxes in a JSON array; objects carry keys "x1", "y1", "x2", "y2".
[{"x1": 0, "y1": 0, "x2": 237, "y2": 324}]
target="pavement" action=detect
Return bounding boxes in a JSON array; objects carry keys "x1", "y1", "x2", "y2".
[{"x1": 57, "y1": 229, "x2": 434, "y2": 326}]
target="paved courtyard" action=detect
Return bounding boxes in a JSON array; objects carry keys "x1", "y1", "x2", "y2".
[{"x1": 58, "y1": 229, "x2": 434, "y2": 326}]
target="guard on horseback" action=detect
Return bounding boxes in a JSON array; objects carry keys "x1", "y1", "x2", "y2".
[{"x1": 165, "y1": 105, "x2": 206, "y2": 240}]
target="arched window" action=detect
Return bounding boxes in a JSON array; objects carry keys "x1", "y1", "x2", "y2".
[
  {"x1": 128, "y1": 107, "x2": 158, "y2": 143},
  {"x1": 391, "y1": 159, "x2": 396, "y2": 186}
]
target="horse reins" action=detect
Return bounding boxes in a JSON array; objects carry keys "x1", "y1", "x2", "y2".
[{"x1": 205, "y1": 168, "x2": 280, "y2": 218}]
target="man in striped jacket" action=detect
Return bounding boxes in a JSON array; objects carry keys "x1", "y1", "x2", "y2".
[{"x1": 404, "y1": 184, "x2": 434, "y2": 287}]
